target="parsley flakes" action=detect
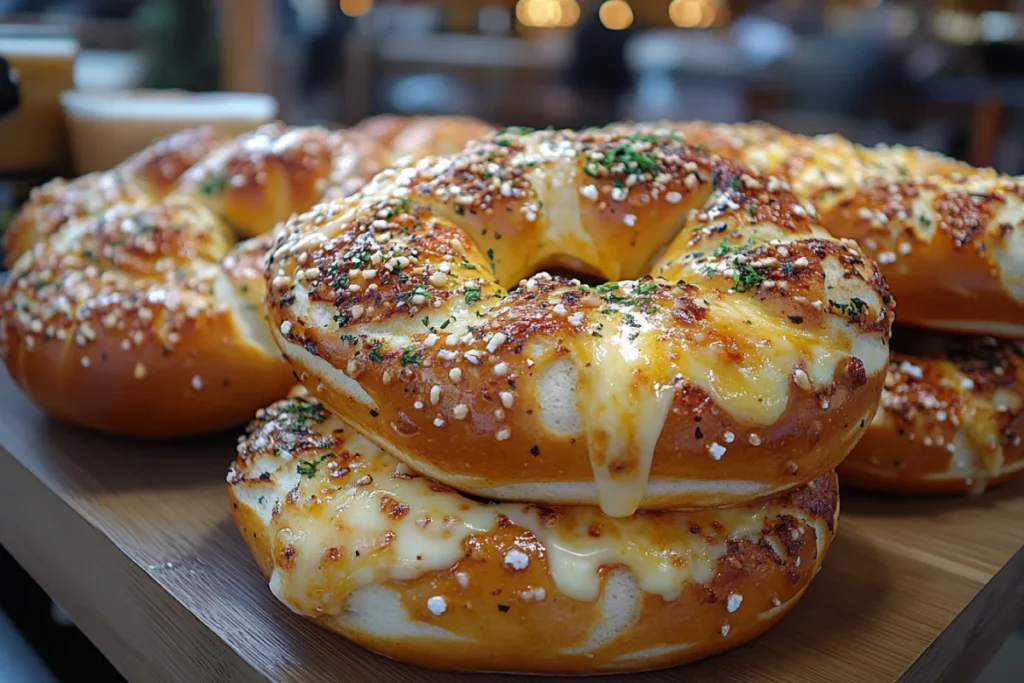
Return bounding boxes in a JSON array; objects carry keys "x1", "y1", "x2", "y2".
[
  {"x1": 732, "y1": 263, "x2": 766, "y2": 293},
  {"x1": 297, "y1": 454, "x2": 331, "y2": 478}
]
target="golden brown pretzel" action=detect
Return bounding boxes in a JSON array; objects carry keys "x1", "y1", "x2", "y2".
[
  {"x1": 840, "y1": 330, "x2": 1024, "y2": 493},
  {"x1": 5, "y1": 126, "x2": 227, "y2": 267},
  {"x1": 651, "y1": 120, "x2": 1024, "y2": 338},
  {"x1": 0, "y1": 197, "x2": 295, "y2": 437},
  {"x1": 227, "y1": 394, "x2": 839, "y2": 675},
  {"x1": 265, "y1": 126, "x2": 893, "y2": 516},
  {"x1": 176, "y1": 123, "x2": 390, "y2": 238},
  {"x1": 352, "y1": 114, "x2": 496, "y2": 160},
  {"x1": 5, "y1": 123, "x2": 391, "y2": 266}
]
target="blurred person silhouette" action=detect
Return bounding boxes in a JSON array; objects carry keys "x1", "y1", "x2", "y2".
[
  {"x1": 131, "y1": 0, "x2": 219, "y2": 91},
  {"x1": 563, "y1": 0, "x2": 635, "y2": 127}
]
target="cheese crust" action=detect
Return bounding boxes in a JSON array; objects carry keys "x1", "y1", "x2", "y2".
[{"x1": 227, "y1": 395, "x2": 839, "y2": 675}]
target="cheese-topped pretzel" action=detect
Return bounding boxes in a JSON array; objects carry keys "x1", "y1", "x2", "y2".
[
  {"x1": 0, "y1": 197, "x2": 295, "y2": 437},
  {"x1": 352, "y1": 114, "x2": 496, "y2": 161},
  {"x1": 654, "y1": 120, "x2": 1024, "y2": 338},
  {"x1": 266, "y1": 127, "x2": 894, "y2": 516},
  {"x1": 840, "y1": 330, "x2": 1024, "y2": 494},
  {"x1": 5, "y1": 126, "x2": 228, "y2": 267},
  {"x1": 5, "y1": 123, "x2": 391, "y2": 266},
  {"x1": 227, "y1": 395, "x2": 839, "y2": 675}
]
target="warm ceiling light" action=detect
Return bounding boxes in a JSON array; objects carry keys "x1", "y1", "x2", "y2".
[
  {"x1": 339, "y1": 0, "x2": 372, "y2": 18},
  {"x1": 558, "y1": 0, "x2": 581, "y2": 27},
  {"x1": 599, "y1": 0, "x2": 633, "y2": 30},
  {"x1": 669, "y1": 0, "x2": 704, "y2": 28},
  {"x1": 517, "y1": 0, "x2": 564, "y2": 28}
]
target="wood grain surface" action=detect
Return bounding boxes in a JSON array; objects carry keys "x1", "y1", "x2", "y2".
[{"x1": 1, "y1": 368, "x2": 1023, "y2": 683}]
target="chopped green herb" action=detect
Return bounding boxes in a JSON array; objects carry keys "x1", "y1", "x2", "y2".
[
  {"x1": 464, "y1": 287, "x2": 482, "y2": 305},
  {"x1": 369, "y1": 344, "x2": 384, "y2": 362},
  {"x1": 713, "y1": 242, "x2": 733, "y2": 257},
  {"x1": 830, "y1": 297, "x2": 868, "y2": 320},
  {"x1": 199, "y1": 173, "x2": 227, "y2": 196},
  {"x1": 732, "y1": 263, "x2": 766, "y2": 293},
  {"x1": 637, "y1": 281, "x2": 658, "y2": 294},
  {"x1": 400, "y1": 348, "x2": 421, "y2": 366},
  {"x1": 297, "y1": 454, "x2": 330, "y2": 478}
]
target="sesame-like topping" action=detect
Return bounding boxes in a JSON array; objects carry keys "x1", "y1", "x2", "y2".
[
  {"x1": 426, "y1": 596, "x2": 448, "y2": 615},
  {"x1": 503, "y1": 549, "x2": 530, "y2": 571}
]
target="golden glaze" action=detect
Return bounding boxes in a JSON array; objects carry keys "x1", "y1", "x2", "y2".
[
  {"x1": 651, "y1": 120, "x2": 1024, "y2": 337},
  {"x1": 227, "y1": 395, "x2": 839, "y2": 675},
  {"x1": 841, "y1": 329, "x2": 1024, "y2": 493},
  {"x1": 267, "y1": 127, "x2": 894, "y2": 515}
]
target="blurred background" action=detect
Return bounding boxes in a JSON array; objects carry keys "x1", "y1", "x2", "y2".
[
  {"x1": 1, "y1": 1, "x2": 1024, "y2": 680},
  {"x1": 1, "y1": 0, "x2": 1024, "y2": 171}
]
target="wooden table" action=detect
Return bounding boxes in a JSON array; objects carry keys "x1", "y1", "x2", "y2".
[{"x1": 1, "y1": 368, "x2": 1023, "y2": 683}]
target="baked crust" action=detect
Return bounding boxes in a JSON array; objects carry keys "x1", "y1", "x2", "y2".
[
  {"x1": 652, "y1": 120, "x2": 1024, "y2": 338},
  {"x1": 352, "y1": 114, "x2": 495, "y2": 160},
  {"x1": 265, "y1": 126, "x2": 893, "y2": 515},
  {"x1": 227, "y1": 395, "x2": 839, "y2": 675},
  {"x1": 0, "y1": 198, "x2": 296, "y2": 436},
  {"x1": 5, "y1": 127, "x2": 227, "y2": 267},
  {"x1": 840, "y1": 329, "x2": 1024, "y2": 493}
]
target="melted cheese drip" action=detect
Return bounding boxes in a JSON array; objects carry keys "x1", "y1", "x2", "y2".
[
  {"x1": 575, "y1": 321, "x2": 674, "y2": 518},
  {"x1": 503, "y1": 506, "x2": 766, "y2": 602},
  {"x1": 268, "y1": 431, "x2": 498, "y2": 617},
  {"x1": 258, "y1": 415, "x2": 803, "y2": 615}
]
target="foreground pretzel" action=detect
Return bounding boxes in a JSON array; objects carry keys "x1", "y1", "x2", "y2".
[
  {"x1": 840, "y1": 331, "x2": 1024, "y2": 493},
  {"x1": 5, "y1": 123, "x2": 390, "y2": 265},
  {"x1": 654, "y1": 120, "x2": 1024, "y2": 338},
  {"x1": 228, "y1": 395, "x2": 839, "y2": 675},
  {"x1": 266, "y1": 127, "x2": 893, "y2": 516}
]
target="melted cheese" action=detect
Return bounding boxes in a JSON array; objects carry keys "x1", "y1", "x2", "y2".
[
  {"x1": 526, "y1": 151, "x2": 604, "y2": 277},
  {"x1": 503, "y1": 505, "x2": 766, "y2": 602},
  {"x1": 575, "y1": 321, "x2": 674, "y2": 518},
  {"x1": 268, "y1": 431, "x2": 498, "y2": 617},
  {"x1": 255, "y1": 412, "x2": 809, "y2": 615},
  {"x1": 674, "y1": 296, "x2": 864, "y2": 426}
]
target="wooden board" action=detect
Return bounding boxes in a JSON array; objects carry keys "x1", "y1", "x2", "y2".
[{"x1": 1, "y1": 367, "x2": 1023, "y2": 683}]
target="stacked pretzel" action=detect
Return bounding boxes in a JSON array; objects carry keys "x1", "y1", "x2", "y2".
[
  {"x1": 227, "y1": 126, "x2": 894, "y2": 673},
  {"x1": 657, "y1": 120, "x2": 1024, "y2": 493},
  {"x1": 0, "y1": 115, "x2": 494, "y2": 436}
]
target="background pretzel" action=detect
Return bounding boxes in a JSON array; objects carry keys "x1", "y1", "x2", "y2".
[
  {"x1": 352, "y1": 113, "x2": 497, "y2": 162},
  {"x1": 0, "y1": 122, "x2": 399, "y2": 436},
  {"x1": 655, "y1": 120, "x2": 1024, "y2": 338},
  {"x1": 265, "y1": 126, "x2": 894, "y2": 516}
]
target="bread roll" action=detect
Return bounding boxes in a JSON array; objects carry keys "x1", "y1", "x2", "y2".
[{"x1": 352, "y1": 114, "x2": 495, "y2": 160}]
